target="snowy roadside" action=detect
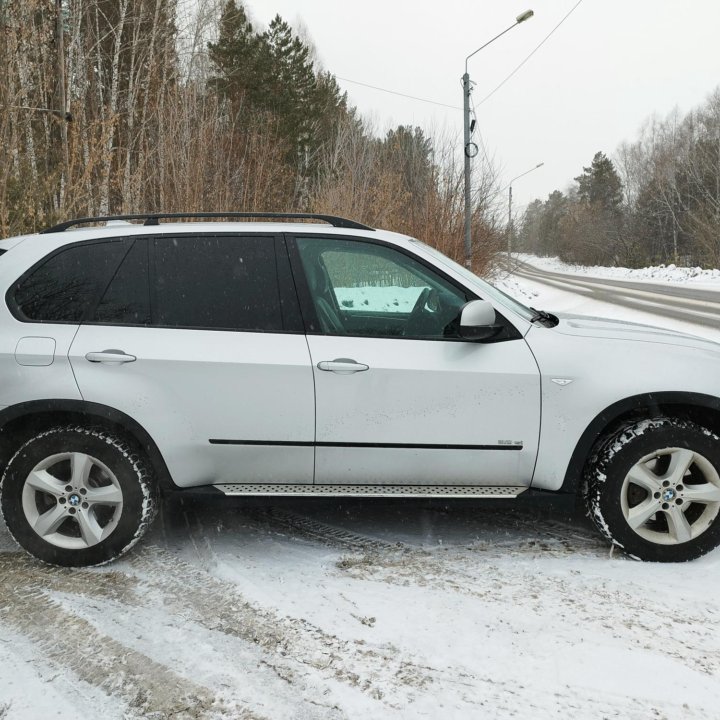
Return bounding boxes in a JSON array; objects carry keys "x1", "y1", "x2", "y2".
[
  {"x1": 495, "y1": 262, "x2": 720, "y2": 344},
  {"x1": 514, "y1": 253, "x2": 720, "y2": 288}
]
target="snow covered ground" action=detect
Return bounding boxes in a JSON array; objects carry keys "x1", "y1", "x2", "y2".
[
  {"x1": 515, "y1": 253, "x2": 720, "y2": 287},
  {"x1": 335, "y1": 286, "x2": 422, "y2": 312},
  {"x1": 2, "y1": 499, "x2": 719, "y2": 720},
  {"x1": 497, "y1": 258, "x2": 720, "y2": 344},
  {"x1": 2, "y1": 261, "x2": 720, "y2": 719}
]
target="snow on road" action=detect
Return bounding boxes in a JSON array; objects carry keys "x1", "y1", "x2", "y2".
[{"x1": 2, "y1": 258, "x2": 720, "y2": 719}]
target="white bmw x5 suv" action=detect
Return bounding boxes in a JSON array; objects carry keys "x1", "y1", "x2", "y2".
[{"x1": 1, "y1": 212, "x2": 719, "y2": 566}]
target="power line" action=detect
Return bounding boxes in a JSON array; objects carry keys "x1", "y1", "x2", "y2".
[
  {"x1": 335, "y1": 76, "x2": 461, "y2": 111},
  {"x1": 476, "y1": 0, "x2": 585, "y2": 107},
  {"x1": 314, "y1": 4, "x2": 584, "y2": 116}
]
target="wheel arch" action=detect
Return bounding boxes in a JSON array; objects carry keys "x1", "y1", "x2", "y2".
[
  {"x1": 0, "y1": 399, "x2": 177, "y2": 493},
  {"x1": 560, "y1": 391, "x2": 720, "y2": 495}
]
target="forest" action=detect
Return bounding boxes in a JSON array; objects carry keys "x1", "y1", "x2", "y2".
[
  {"x1": 2, "y1": 0, "x2": 719, "y2": 272},
  {"x1": 0, "y1": 0, "x2": 501, "y2": 274},
  {"x1": 518, "y1": 92, "x2": 720, "y2": 268}
]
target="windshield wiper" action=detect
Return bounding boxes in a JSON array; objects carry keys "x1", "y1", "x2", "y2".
[{"x1": 529, "y1": 307, "x2": 558, "y2": 326}]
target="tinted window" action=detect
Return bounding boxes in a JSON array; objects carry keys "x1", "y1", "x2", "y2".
[
  {"x1": 153, "y1": 235, "x2": 282, "y2": 331},
  {"x1": 12, "y1": 241, "x2": 128, "y2": 323},
  {"x1": 93, "y1": 240, "x2": 151, "y2": 325}
]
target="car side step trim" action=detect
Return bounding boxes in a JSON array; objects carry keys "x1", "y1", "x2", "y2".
[{"x1": 212, "y1": 484, "x2": 528, "y2": 498}]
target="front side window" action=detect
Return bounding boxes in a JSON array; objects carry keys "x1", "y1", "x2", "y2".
[
  {"x1": 153, "y1": 235, "x2": 282, "y2": 332},
  {"x1": 295, "y1": 237, "x2": 470, "y2": 339},
  {"x1": 11, "y1": 240, "x2": 129, "y2": 323},
  {"x1": 412, "y1": 240, "x2": 537, "y2": 322}
]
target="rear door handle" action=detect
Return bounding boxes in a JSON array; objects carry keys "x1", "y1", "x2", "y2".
[
  {"x1": 317, "y1": 358, "x2": 369, "y2": 374},
  {"x1": 85, "y1": 349, "x2": 137, "y2": 364}
]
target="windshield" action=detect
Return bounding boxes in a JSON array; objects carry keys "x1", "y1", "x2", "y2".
[{"x1": 410, "y1": 240, "x2": 537, "y2": 322}]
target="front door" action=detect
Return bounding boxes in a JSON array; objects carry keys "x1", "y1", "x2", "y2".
[{"x1": 291, "y1": 235, "x2": 541, "y2": 486}]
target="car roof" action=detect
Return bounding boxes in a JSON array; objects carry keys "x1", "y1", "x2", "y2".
[{"x1": 2, "y1": 221, "x2": 412, "y2": 247}]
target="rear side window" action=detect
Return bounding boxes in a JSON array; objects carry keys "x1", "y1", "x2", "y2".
[
  {"x1": 11, "y1": 240, "x2": 128, "y2": 323},
  {"x1": 92, "y1": 240, "x2": 151, "y2": 325},
  {"x1": 153, "y1": 235, "x2": 283, "y2": 332}
]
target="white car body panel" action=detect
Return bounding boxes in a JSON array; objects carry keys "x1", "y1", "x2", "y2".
[
  {"x1": 527, "y1": 315, "x2": 720, "y2": 490},
  {"x1": 68, "y1": 325, "x2": 315, "y2": 487},
  {"x1": 0, "y1": 322, "x2": 81, "y2": 407},
  {"x1": 307, "y1": 334, "x2": 540, "y2": 485},
  {"x1": 0, "y1": 237, "x2": 85, "y2": 410}
]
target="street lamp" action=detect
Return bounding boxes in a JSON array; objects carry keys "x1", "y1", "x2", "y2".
[
  {"x1": 463, "y1": 9, "x2": 534, "y2": 268},
  {"x1": 507, "y1": 162, "x2": 544, "y2": 266}
]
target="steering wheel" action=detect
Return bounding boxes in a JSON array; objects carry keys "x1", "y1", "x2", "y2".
[{"x1": 404, "y1": 287, "x2": 439, "y2": 336}]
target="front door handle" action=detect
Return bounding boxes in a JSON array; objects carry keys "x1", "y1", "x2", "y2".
[
  {"x1": 85, "y1": 349, "x2": 137, "y2": 364},
  {"x1": 317, "y1": 358, "x2": 369, "y2": 374}
]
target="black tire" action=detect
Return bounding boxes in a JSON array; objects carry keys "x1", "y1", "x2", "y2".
[
  {"x1": 0, "y1": 426, "x2": 158, "y2": 567},
  {"x1": 584, "y1": 417, "x2": 720, "y2": 562}
]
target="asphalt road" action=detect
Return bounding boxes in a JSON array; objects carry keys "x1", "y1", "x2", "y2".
[{"x1": 514, "y1": 261, "x2": 720, "y2": 330}]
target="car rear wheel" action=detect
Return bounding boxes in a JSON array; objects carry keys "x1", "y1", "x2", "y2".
[
  {"x1": 1, "y1": 426, "x2": 158, "y2": 567},
  {"x1": 584, "y1": 417, "x2": 720, "y2": 561}
]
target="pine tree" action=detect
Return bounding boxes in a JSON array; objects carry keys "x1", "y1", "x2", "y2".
[
  {"x1": 380, "y1": 126, "x2": 433, "y2": 195},
  {"x1": 208, "y1": 0, "x2": 264, "y2": 108},
  {"x1": 539, "y1": 190, "x2": 568, "y2": 257},
  {"x1": 261, "y1": 15, "x2": 317, "y2": 159},
  {"x1": 308, "y1": 70, "x2": 348, "y2": 167},
  {"x1": 575, "y1": 151, "x2": 623, "y2": 212}
]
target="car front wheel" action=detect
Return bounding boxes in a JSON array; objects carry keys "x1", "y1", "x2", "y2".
[
  {"x1": 1, "y1": 426, "x2": 158, "y2": 567},
  {"x1": 584, "y1": 417, "x2": 720, "y2": 562}
]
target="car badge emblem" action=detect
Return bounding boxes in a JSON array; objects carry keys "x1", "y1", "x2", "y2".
[{"x1": 551, "y1": 378, "x2": 573, "y2": 386}]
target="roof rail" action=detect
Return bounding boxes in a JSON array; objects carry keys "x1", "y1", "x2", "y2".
[{"x1": 41, "y1": 212, "x2": 374, "y2": 233}]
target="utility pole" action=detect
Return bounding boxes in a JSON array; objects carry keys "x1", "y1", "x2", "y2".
[
  {"x1": 462, "y1": 10, "x2": 534, "y2": 270},
  {"x1": 508, "y1": 183, "x2": 513, "y2": 267},
  {"x1": 716, "y1": 130, "x2": 719, "y2": 222},
  {"x1": 507, "y1": 162, "x2": 544, "y2": 267},
  {"x1": 462, "y1": 71, "x2": 474, "y2": 268}
]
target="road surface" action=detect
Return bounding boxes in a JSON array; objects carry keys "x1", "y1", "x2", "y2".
[{"x1": 514, "y1": 261, "x2": 720, "y2": 330}]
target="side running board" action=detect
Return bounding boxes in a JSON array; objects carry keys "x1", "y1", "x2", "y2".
[{"x1": 212, "y1": 484, "x2": 528, "y2": 498}]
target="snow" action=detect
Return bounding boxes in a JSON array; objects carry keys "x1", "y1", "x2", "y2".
[
  {"x1": 334, "y1": 286, "x2": 423, "y2": 312},
  {"x1": 516, "y1": 253, "x2": 720, "y2": 288},
  {"x1": 2, "y1": 261, "x2": 720, "y2": 719},
  {"x1": 495, "y1": 260, "x2": 720, "y2": 344},
  {"x1": 2, "y1": 501, "x2": 719, "y2": 718}
]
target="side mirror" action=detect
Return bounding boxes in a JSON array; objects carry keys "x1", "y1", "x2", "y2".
[{"x1": 459, "y1": 299, "x2": 504, "y2": 341}]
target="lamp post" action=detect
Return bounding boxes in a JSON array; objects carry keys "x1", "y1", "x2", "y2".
[
  {"x1": 508, "y1": 162, "x2": 544, "y2": 266},
  {"x1": 463, "y1": 9, "x2": 534, "y2": 269}
]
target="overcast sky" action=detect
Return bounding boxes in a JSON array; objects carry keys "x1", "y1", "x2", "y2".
[{"x1": 242, "y1": 0, "x2": 720, "y2": 213}]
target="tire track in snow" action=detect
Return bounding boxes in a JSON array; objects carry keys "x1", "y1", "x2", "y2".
[
  {"x1": 0, "y1": 553, "x2": 252, "y2": 720},
  {"x1": 244, "y1": 507, "x2": 401, "y2": 553},
  {"x1": 125, "y1": 546, "x2": 435, "y2": 705}
]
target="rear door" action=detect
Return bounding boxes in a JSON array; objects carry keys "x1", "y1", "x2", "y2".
[{"x1": 69, "y1": 233, "x2": 315, "y2": 488}]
